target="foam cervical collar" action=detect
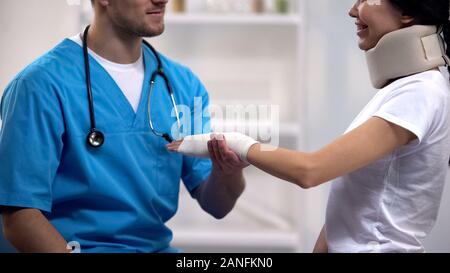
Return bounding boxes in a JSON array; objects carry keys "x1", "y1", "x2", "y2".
[{"x1": 366, "y1": 25, "x2": 448, "y2": 89}]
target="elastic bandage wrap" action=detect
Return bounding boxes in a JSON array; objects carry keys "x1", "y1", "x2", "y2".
[{"x1": 178, "y1": 133, "x2": 258, "y2": 163}]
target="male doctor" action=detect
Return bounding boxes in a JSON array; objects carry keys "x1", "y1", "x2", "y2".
[{"x1": 0, "y1": 0, "x2": 247, "y2": 253}]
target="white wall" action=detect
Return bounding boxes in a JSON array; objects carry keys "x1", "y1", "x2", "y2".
[
  {"x1": 299, "y1": 0, "x2": 374, "y2": 251},
  {"x1": 0, "y1": 0, "x2": 80, "y2": 93}
]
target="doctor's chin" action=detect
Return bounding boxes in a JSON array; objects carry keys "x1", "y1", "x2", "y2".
[{"x1": 1, "y1": 0, "x2": 450, "y2": 258}]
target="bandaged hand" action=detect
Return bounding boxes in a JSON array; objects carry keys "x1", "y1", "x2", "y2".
[{"x1": 167, "y1": 133, "x2": 258, "y2": 163}]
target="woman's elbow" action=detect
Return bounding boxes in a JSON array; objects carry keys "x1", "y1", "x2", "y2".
[{"x1": 294, "y1": 157, "x2": 320, "y2": 189}]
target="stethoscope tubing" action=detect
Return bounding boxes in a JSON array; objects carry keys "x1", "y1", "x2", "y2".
[{"x1": 82, "y1": 25, "x2": 181, "y2": 147}]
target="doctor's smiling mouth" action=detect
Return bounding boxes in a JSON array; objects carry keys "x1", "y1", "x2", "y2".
[
  {"x1": 109, "y1": 0, "x2": 169, "y2": 37},
  {"x1": 143, "y1": 1, "x2": 168, "y2": 24},
  {"x1": 146, "y1": 6, "x2": 166, "y2": 20}
]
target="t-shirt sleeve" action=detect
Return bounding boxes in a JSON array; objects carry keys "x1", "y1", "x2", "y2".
[
  {"x1": 0, "y1": 75, "x2": 65, "y2": 212},
  {"x1": 373, "y1": 81, "x2": 445, "y2": 145},
  {"x1": 181, "y1": 71, "x2": 213, "y2": 196}
]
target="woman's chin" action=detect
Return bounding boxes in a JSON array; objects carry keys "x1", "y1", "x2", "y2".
[{"x1": 358, "y1": 40, "x2": 375, "y2": 51}]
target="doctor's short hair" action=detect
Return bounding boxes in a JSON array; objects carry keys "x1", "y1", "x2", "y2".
[{"x1": 389, "y1": 0, "x2": 450, "y2": 77}]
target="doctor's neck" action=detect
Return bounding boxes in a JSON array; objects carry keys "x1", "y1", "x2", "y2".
[
  {"x1": 87, "y1": 17, "x2": 144, "y2": 65},
  {"x1": 87, "y1": 0, "x2": 167, "y2": 64}
]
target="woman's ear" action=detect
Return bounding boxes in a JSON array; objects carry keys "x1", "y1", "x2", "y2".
[{"x1": 400, "y1": 15, "x2": 415, "y2": 26}]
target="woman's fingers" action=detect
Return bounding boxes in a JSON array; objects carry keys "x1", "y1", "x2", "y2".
[{"x1": 166, "y1": 140, "x2": 183, "y2": 151}]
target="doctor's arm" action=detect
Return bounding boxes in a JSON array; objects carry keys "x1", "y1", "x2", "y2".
[
  {"x1": 2, "y1": 208, "x2": 70, "y2": 253},
  {"x1": 245, "y1": 117, "x2": 416, "y2": 189},
  {"x1": 192, "y1": 137, "x2": 248, "y2": 219}
]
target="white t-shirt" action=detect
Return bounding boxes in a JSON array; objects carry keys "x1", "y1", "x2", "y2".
[
  {"x1": 326, "y1": 70, "x2": 450, "y2": 253},
  {"x1": 70, "y1": 34, "x2": 144, "y2": 113}
]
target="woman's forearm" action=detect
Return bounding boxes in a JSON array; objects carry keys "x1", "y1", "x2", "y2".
[
  {"x1": 2, "y1": 208, "x2": 69, "y2": 253},
  {"x1": 247, "y1": 144, "x2": 317, "y2": 188},
  {"x1": 246, "y1": 117, "x2": 416, "y2": 189}
]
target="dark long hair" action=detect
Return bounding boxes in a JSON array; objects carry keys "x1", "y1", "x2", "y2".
[
  {"x1": 389, "y1": 0, "x2": 450, "y2": 75},
  {"x1": 389, "y1": 0, "x2": 450, "y2": 165}
]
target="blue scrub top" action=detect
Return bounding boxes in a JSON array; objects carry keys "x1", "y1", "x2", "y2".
[{"x1": 0, "y1": 39, "x2": 212, "y2": 253}]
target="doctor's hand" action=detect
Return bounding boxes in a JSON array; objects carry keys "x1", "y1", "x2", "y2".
[
  {"x1": 207, "y1": 134, "x2": 250, "y2": 175},
  {"x1": 167, "y1": 133, "x2": 251, "y2": 175}
]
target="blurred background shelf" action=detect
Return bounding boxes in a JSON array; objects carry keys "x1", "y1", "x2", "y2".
[
  {"x1": 169, "y1": 183, "x2": 300, "y2": 252},
  {"x1": 157, "y1": 0, "x2": 307, "y2": 253},
  {"x1": 168, "y1": 164, "x2": 305, "y2": 252},
  {"x1": 165, "y1": 14, "x2": 301, "y2": 26},
  {"x1": 211, "y1": 120, "x2": 302, "y2": 138},
  {"x1": 172, "y1": 231, "x2": 299, "y2": 253}
]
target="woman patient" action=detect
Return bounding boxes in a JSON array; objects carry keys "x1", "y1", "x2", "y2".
[{"x1": 169, "y1": 0, "x2": 450, "y2": 253}]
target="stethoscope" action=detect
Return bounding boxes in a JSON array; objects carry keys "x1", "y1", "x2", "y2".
[{"x1": 82, "y1": 25, "x2": 181, "y2": 148}]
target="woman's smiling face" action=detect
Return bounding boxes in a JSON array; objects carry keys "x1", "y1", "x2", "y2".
[{"x1": 349, "y1": 0, "x2": 411, "y2": 51}]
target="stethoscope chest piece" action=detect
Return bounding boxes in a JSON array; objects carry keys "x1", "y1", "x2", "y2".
[
  {"x1": 87, "y1": 129, "x2": 105, "y2": 148},
  {"x1": 82, "y1": 25, "x2": 180, "y2": 148}
]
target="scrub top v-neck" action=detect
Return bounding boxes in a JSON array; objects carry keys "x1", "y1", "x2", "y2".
[{"x1": 0, "y1": 38, "x2": 212, "y2": 253}]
